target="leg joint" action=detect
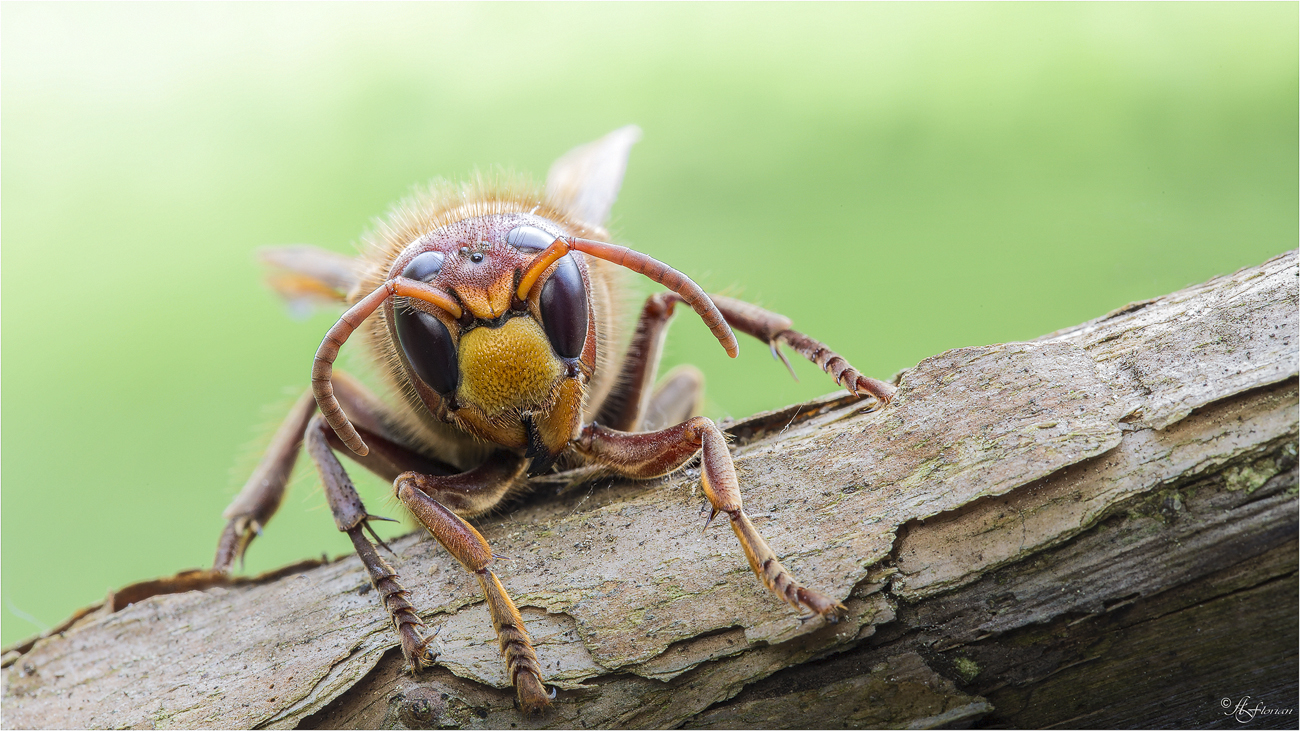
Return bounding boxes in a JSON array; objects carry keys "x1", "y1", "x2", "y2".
[
  {"x1": 650, "y1": 290, "x2": 684, "y2": 312},
  {"x1": 682, "y1": 415, "x2": 713, "y2": 445}
]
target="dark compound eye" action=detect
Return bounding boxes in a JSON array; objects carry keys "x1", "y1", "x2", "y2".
[
  {"x1": 401, "y1": 251, "x2": 445, "y2": 282},
  {"x1": 539, "y1": 253, "x2": 588, "y2": 359},
  {"x1": 395, "y1": 308, "x2": 459, "y2": 396},
  {"x1": 506, "y1": 225, "x2": 557, "y2": 252}
]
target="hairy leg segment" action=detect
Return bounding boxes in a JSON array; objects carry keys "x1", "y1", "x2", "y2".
[
  {"x1": 213, "y1": 373, "x2": 551, "y2": 712},
  {"x1": 596, "y1": 291, "x2": 895, "y2": 434},
  {"x1": 395, "y1": 457, "x2": 551, "y2": 713},
  {"x1": 584, "y1": 291, "x2": 891, "y2": 621},
  {"x1": 575, "y1": 418, "x2": 848, "y2": 621}
]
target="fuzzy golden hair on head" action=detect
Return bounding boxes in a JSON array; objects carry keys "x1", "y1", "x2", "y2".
[
  {"x1": 353, "y1": 171, "x2": 606, "y2": 299},
  {"x1": 350, "y1": 171, "x2": 631, "y2": 465}
]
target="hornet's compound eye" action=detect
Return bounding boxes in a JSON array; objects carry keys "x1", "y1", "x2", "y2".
[
  {"x1": 539, "y1": 254, "x2": 588, "y2": 359},
  {"x1": 402, "y1": 251, "x2": 445, "y2": 282},
  {"x1": 395, "y1": 308, "x2": 459, "y2": 396},
  {"x1": 506, "y1": 225, "x2": 557, "y2": 252}
]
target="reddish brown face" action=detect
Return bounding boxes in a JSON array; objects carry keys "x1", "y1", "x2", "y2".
[{"x1": 384, "y1": 213, "x2": 597, "y2": 465}]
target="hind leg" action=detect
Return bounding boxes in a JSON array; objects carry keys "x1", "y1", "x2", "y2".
[
  {"x1": 214, "y1": 390, "x2": 317, "y2": 572},
  {"x1": 639, "y1": 364, "x2": 704, "y2": 432}
]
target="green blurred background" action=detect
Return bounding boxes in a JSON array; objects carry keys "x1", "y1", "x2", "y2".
[{"x1": 2, "y1": 3, "x2": 1295, "y2": 646}]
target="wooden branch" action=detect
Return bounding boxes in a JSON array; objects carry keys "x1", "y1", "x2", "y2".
[{"x1": 4, "y1": 251, "x2": 1296, "y2": 730}]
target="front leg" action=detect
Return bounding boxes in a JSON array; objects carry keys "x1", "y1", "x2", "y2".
[
  {"x1": 575, "y1": 418, "x2": 847, "y2": 621},
  {"x1": 394, "y1": 457, "x2": 551, "y2": 714},
  {"x1": 304, "y1": 414, "x2": 435, "y2": 672},
  {"x1": 214, "y1": 370, "x2": 458, "y2": 573}
]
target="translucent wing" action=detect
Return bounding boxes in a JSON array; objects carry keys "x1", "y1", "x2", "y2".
[
  {"x1": 545, "y1": 125, "x2": 642, "y2": 229},
  {"x1": 258, "y1": 245, "x2": 361, "y2": 320}
]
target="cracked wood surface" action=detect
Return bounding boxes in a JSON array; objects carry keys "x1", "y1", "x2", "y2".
[{"x1": 2, "y1": 250, "x2": 1296, "y2": 729}]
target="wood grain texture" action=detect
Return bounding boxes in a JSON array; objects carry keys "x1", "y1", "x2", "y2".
[{"x1": 3, "y1": 251, "x2": 1296, "y2": 729}]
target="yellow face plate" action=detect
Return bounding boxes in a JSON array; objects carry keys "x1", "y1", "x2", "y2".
[{"x1": 456, "y1": 317, "x2": 563, "y2": 418}]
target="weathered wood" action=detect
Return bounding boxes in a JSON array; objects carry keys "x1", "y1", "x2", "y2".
[
  {"x1": 684, "y1": 443, "x2": 1298, "y2": 729},
  {"x1": 3, "y1": 251, "x2": 1296, "y2": 729}
]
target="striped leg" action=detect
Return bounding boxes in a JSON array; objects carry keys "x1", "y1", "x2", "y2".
[
  {"x1": 394, "y1": 456, "x2": 550, "y2": 713},
  {"x1": 575, "y1": 418, "x2": 847, "y2": 622},
  {"x1": 707, "y1": 294, "x2": 896, "y2": 404},
  {"x1": 214, "y1": 371, "x2": 457, "y2": 573},
  {"x1": 305, "y1": 413, "x2": 434, "y2": 671}
]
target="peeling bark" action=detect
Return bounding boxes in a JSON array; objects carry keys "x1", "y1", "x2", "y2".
[{"x1": 3, "y1": 251, "x2": 1297, "y2": 730}]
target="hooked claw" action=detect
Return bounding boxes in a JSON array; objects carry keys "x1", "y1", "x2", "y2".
[{"x1": 851, "y1": 374, "x2": 897, "y2": 406}]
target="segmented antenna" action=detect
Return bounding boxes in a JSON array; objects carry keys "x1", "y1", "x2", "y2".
[
  {"x1": 517, "y1": 236, "x2": 738, "y2": 357},
  {"x1": 312, "y1": 278, "x2": 462, "y2": 455}
]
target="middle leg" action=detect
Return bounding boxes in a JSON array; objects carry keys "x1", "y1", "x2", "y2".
[
  {"x1": 575, "y1": 418, "x2": 847, "y2": 621},
  {"x1": 592, "y1": 291, "x2": 894, "y2": 435}
]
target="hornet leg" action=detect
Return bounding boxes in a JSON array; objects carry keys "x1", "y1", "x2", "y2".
[
  {"x1": 708, "y1": 294, "x2": 896, "y2": 403},
  {"x1": 305, "y1": 413, "x2": 434, "y2": 671},
  {"x1": 575, "y1": 418, "x2": 847, "y2": 622},
  {"x1": 592, "y1": 291, "x2": 892, "y2": 437},
  {"x1": 593, "y1": 292, "x2": 680, "y2": 431},
  {"x1": 213, "y1": 371, "x2": 457, "y2": 572},
  {"x1": 394, "y1": 456, "x2": 550, "y2": 713}
]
